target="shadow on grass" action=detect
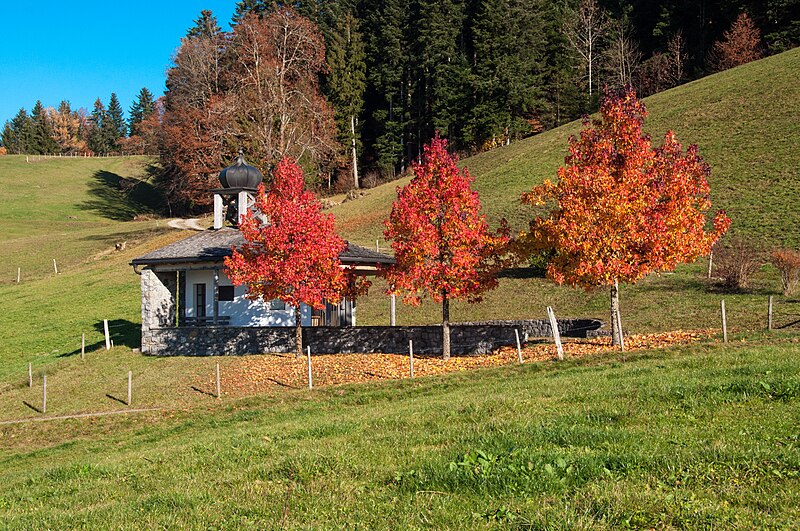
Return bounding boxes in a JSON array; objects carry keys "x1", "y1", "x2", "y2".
[
  {"x1": 105, "y1": 394, "x2": 128, "y2": 405},
  {"x1": 58, "y1": 320, "x2": 140, "y2": 357},
  {"x1": 80, "y1": 167, "x2": 166, "y2": 221},
  {"x1": 191, "y1": 386, "x2": 217, "y2": 398},
  {"x1": 22, "y1": 401, "x2": 42, "y2": 413},
  {"x1": 498, "y1": 267, "x2": 545, "y2": 280}
]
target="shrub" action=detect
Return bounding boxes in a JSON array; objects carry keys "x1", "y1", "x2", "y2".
[
  {"x1": 0, "y1": 146, "x2": 7, "y2": 156},
  {"x1": 770, "y1": 249, "x2": 800, "y2": 295},
  {"x1": 712, "y1": 236, "x2": 765, "y2": 290}
]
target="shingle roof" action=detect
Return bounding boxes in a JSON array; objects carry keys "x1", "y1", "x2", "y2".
[{"x1": 131, "y1": 228, "x2": 395, "y2": 266}]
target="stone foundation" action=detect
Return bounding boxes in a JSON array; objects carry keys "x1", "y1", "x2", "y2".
[{"x1": 144, "y1": 318, "x2": 603, "y2": 357}]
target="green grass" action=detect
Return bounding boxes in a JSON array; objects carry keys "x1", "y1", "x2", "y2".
[{"x1": 1, "y1": 340, "x2": 798, "y2": 528}]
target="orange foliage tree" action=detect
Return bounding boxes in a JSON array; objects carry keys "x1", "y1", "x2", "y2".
[
  {"x1": 224, "y1": 158, "x2": 347, "y2": 357},
  {"x1": 710, "y1": 12, "x2": 763, "y2": 72},
  {"x1": 521, "y1": 87, "x2": 730, "y2": 347},
  {"x1": 384, "y1": 134, "x2": 509, "y2": 359}
]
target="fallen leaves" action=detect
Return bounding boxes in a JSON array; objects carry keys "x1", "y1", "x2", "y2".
[{"x1": 214, "y1": 330, "x2": 714, "y2": 397}]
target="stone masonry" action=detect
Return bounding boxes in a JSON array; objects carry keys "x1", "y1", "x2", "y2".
[{"x1": 144, "y1": 318, "x2": 603, "y2": 357}]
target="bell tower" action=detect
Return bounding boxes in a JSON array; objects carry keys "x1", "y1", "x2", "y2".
[{"x1": 213, "y1": 150, "x2": 264, "y2": 229}]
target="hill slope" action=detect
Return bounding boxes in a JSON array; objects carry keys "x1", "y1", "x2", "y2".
[{"x1": 333, "y1": 47, "x2": 800, "y2": 247}]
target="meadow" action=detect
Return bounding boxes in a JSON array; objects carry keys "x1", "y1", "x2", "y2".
[{"x1": 0, "y1": 49, "x2": 798, "y2": 529}]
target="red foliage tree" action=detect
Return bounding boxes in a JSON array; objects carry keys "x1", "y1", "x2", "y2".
[
  {"x1": 224, "y1": 158, "x2": 347, "y2": 357},
  {"x1": 384, "y1": 134, "x2": 509, "y2": 359},
  {"x1": 521, "y1": 87, "x2": 730, "y2": 347},
  {"x1": 710, "y1": 13, "x2": 763, "y2": 72}
]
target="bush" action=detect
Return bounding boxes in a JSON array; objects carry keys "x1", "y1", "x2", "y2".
[
  {"x1": 0, "y1": 146, "x2": 7, "y2": 156},
  {"x1": 770, "y1": 249, "x2": 800, "y2": 296},
  {"x1": 712, "y1": 236, "x2": 765, "y2": 290}
]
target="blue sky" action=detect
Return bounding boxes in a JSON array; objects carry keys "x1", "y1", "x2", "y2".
[{"x1": 0, "y1": 1, "x2": 236, "y2": 125}]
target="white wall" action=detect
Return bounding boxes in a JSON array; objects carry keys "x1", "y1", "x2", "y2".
[{"x1": 185, "y1": 269, "x2": 310, "y2": 326}]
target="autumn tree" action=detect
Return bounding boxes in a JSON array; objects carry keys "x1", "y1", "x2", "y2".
[
  {"x1": 384, "y1": 134, "x2": 509, "y2": 360},
  {"x1": 225, "y1": 158, "x2": 347, "y2": 358},
  {"x1": 710, "y1": 13, "x2": 763, "y2": 72},
  {"x1": 228, "y1": 10, "x2": 338, "y2": 171},
  {"x1": 521, "y1": 87, "x2": 730, "y2": 348}
]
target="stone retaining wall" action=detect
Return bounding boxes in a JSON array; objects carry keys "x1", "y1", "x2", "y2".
[{"x1": 144, "y1": 318, "x2": 603, "y2": 357}]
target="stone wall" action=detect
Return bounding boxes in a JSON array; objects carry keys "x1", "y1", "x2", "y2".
[
  {"x1": 141, "y1": 269, "x2": 177, "y2": 354},
  {"x1": 145, "y1": 318, "x2": 603, "y2": 357}
]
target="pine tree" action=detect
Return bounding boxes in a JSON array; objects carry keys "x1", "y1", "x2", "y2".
[
  {"x1": 88, "y1": 98, "x2": 108, "y2": 154},
  {"x1": 187, "y1": 9, "x2": 221, "y2": 38},
  {"x1": 128, "y1": 87, "x2": 156, "y2": 136},
  {"x1": 362, "y1": 0, "x2": 409, "y2": 175},
  {"x1": 411, "y1": 0, "x2": 470, "y2": 146},
  {"x1": 2, "y1": 108, "x2": 34, "y2": 154},
  {"x1": 104, "y1": 93, "x2": 126, "y2": 149},
  {"x1": 30, "y1": 100, "x2": 58, "y2": 154},
  {"x1": 326, "y1": 12, "x2": 367, "y2": 188}
]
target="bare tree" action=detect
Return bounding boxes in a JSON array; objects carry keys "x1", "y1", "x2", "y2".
[
  {"x1": 603, "y1": 20, "x2": 642, "y2": 88},
  {"x1": 564, "y1": 0, "x2": 608, "y2": 97},
  {"x1": 666, "y1": 31, "x2": 687, "y2": 86}
]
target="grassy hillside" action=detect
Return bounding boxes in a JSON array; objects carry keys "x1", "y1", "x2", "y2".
[
  {"x1": 0, "y1": 155, "x2": 168, "y2": 284},
  {"x1": 335, "y1": 49, "x2": 800, "y2": 330},
  {"x1": 1, "y1": 340, "x2": 798, "y2": 528},
  {"x1": 333, "y1": 47, "x2": 800, "y2": 247}
]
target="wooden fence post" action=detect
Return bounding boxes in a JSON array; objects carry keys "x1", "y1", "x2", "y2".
[
  {"x1": 127, "y1": 371, "x2": 132, "y2": 406},
  {"x1": 721, "y1": 300, "x2": 728, "y2": 343},
  {"x1": 216, "y1": 363, "x2": 221, "y2": 399},
  {"x1": 53, "y1": 259, "x2": 58, "y2": 274},
  {"x1": 768, "y1": 296, "x2": 773, "y2": 331},
  {"x1": 104, "y1": 320, "x2": 111, "y2": 350},
  {"x1": 28, "y1": 362, "x2": 32, "y2": 387},
  {"x1": 409, "y1": 340, "x2": 415, "y2": 378},
  {"x1": 514, "y1": 329, "x2": 523, "y2": 364},
  {"x1": 42, "y1": 375, "x2": 47, "y2": 414},
  {"x1": 17, "y1": 267, "x2": 20, "y2": 283},
  {"x1": 547, "y1": 306, "x2": 564, "y2": 361},
  {"x1": 707, "y1": 251, "x2": 713, "y2": 279},
  {"x1": 81, "y1": 333, "x2": 85, "y2": 360},
  {"x1": 307, "y1": 346, "x2": 313, "y2": 390}
]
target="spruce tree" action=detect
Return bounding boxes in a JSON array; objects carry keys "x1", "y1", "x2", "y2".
[
  {"x1": 187, "y1": 9, "x2": 221, "y2": 38},
  {"x1": 3, "y1": 108, "x2": 34, "y2": 154},
  {"x1": 88, "y1": 98, "x2": 108, "y2": 153},
  {"x1": 128, "y1": 87, "x2": 156, "y2": 136},
  {"x1": 362, "y1": 0, "x2": 409, "y2": 175},
  {"x1": 30, "y1": 100, "x2": 58, "y2": 154},
  {"x1": 104, "y1": 93, "x2": 126, "y2": 150},
  {"x1": 326, "y1": 12, "x2": 367, "y2": 188}
]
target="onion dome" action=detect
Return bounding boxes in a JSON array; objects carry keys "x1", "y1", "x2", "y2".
[{"x1": 219, "y1": 150, "x2": 263, "y2": 189}]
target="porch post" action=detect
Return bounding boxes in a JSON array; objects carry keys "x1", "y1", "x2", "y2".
[
  {"x1": 212, "y1": 268, "x2": 219, "y2": 325},
  {"x1": 178, "y1": 271, "x2": 187, "y2": 326}
]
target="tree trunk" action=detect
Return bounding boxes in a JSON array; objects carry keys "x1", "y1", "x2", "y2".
[
  {"x1": 350, "y1": 114, "x2": 359, "y2": 189},
  {"x1": 442, "y1": 292, "x2": 451, "y2": 360},
  {"x1": 295, "y1": 305, "x2": 303, "y2": 358},
  {"x1": 610, "y1": 279, "x2": 625, "y2": 350}
]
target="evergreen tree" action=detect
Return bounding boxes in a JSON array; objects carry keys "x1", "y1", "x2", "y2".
[
  {"x1": 326, "y1": 12, "x2": 367, "y2": 188},
  {"x1": 30, "y1": 100, "x2": 58, "y2": 154},
  {"x1": 466, "y1": 0, "x2": 549, "y2": 148},
  {"x1": 2, "y1": 108, "x2": 34, "y2": 154},
  {"x1": 362, "y1": 0, "x2": 410, "y2": 175},
  {"x1": 128, "y1": 87, "x2": 156, "y2": 136},
  {"x1": 104, "y1": 93, "x2": 126, "y2": 149},
  {"x1": 187, "y1": 9, "x2": 221, "y2": 38},
  {"x1": 411, "y1": 0, "x2": 470, "y2": 146},
  {"x1": 88, "y1": 98, "x2": 108, "y2": 153}
]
